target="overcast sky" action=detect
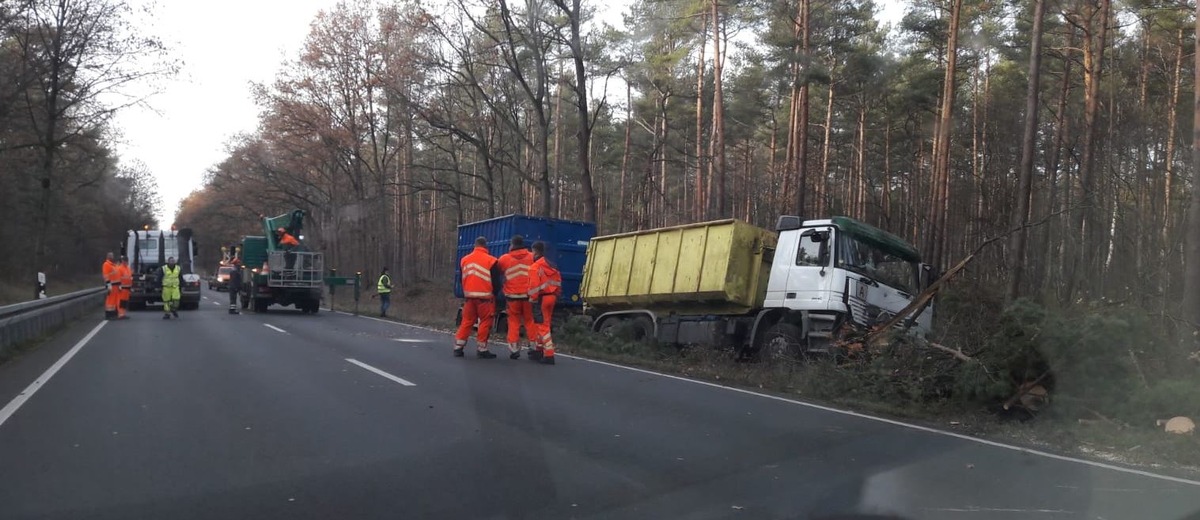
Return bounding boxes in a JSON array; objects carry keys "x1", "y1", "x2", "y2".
[{"x1": 111, "y1": 0, "x2": 906, "y2": 226}]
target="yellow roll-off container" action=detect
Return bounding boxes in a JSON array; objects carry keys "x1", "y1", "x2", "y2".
[{"x1": 580, "y1": 219, "x2": 778, "y2": 315}]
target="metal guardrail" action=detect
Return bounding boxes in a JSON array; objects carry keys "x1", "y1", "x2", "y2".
[{"x1": 0, "y1": 287, "x2": 106, "y2": 356}]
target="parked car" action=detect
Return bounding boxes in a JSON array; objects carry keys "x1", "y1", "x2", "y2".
[{"x1": 209, "y1": 266, "x2": 236, "y2": 291}]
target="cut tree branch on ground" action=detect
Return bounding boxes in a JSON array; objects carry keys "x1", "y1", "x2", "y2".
[
  {"x1": 1002, "y1": 371, "x2": 1051, "y2": 411},
  {"x1": 929, "y1": 342, "x2": 973, "y2": 362}
]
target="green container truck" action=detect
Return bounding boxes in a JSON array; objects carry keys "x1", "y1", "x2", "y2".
[
  {"x1": 581, "y1": 216, "x2": 934, "y2": 358},
  {"x1": 236, "y1": 210, "x2": 324, "y2": 314}
]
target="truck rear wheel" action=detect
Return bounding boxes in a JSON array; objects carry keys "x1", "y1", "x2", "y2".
[{"x1": 254, "y1": 299, "x2": 269, "y2": 313}]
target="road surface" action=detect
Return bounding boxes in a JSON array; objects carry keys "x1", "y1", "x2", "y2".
[{"x1": 0, "y1": 288, "x2": 1198, "y2": 519}]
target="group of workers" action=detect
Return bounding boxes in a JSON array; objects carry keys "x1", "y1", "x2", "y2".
[
  {"x1": 452, "y1": 235, "x2": 561, "y2": 365},
  {"x1": 102, "y1": 253, "x2": 133, "y2": 320},
  {"x1": 101, "y1": 252, "x2": 184, "y2": 320}
]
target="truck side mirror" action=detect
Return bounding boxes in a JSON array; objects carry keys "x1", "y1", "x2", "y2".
[{"x1": 920, "y1": 263, "x2": 936, "y2": 289}]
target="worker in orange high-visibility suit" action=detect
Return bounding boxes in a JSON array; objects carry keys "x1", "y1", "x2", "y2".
[
  {"x1": 102, "y1": 252, "x2": 120, "y2": 320},
  {"x1": 454, "y1": 236, "x2": 502, "y2": 359},
  {"x1": 496, "y1": 235, "x2": 538, "y2": 360},
  {"x1": 276, "y1": 228, "x2": 300, "y2": 248},
  {"x1": 276, "y1": 227, "x2": 301, "y2": 270},
  {"x1": 527, "y1": 241, "x2": 562, "y2": 365},
  {"x1": 116, "y1": 255, "x2": 133, "y2": 320}
]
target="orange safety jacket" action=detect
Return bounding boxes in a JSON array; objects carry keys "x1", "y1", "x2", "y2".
[
  {"x1": 527, "y1": 256, "x2": 562, "y2": 299},
  {"x1": 118, "y1": 264, "x2": 133, "y2": 288},
  {"x1": 102, "y1": 260, "x2": 119, "y2": 284},
  {"x1": 460, "y1": 246, "x2": 498, "y2": 299},
  {"x1": 279, "y1": 233, "x2": 300, "y2": 247},
  {"x1": 496, "y1": 248, "x2": 534, "y2": 299}
]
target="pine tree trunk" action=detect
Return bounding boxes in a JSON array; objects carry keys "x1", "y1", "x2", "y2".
[
  {"x1": 1164, "y1": 28, "x2": 1184, "y2": 255},
  {"x1": 710, "y1": 0, "x2": 727, "y2": 217},
  {"x1": 619, "y1": 83, "x2": 632, "y2": 232},
  {"x1": 1182, "y1": 8, "x2": 1200, "y2": 329},
  {"x1": 1006, "y1": 0, "x2": 1046, "y2": 302},
  {"x1": 1065, "y1": 0, "x2": 1111, "y2": 301},
  {"x1": 695, "y1": 11, "x2": 708, "y2": 221},
  {"x1": 820, "y1": 83, "x2": 834, "y2": 216},
  {"x1": 553, "y1": 71, "x2": 564, "y2": 218},
  {"x1": 925, "y1": 0, "x2": 963, "y2": 269},
  {"x1": 792, "y1": 0, "x2": 810, "y2": 216}
]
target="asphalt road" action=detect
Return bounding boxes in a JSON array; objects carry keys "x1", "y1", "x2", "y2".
[{"x1": 0, "y1": 289, "x2": 1198, "y2": 520}]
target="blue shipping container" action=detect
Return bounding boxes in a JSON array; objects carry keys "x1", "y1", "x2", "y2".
[{"x1": 455, "y1": 214, "x2": 595, "y2": 308}]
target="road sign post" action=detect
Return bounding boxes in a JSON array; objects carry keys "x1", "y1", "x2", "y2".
[{"x1": 354, "y1": 272, "x2": 361, "y2": 315}]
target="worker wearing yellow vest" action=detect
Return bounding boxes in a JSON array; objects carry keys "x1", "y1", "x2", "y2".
[
  {"x1": 527, "y1": 241, "x2": 562, "y2": 365},
  {"x1": 377, "y1": 267, "x2": 392, "y2": 318},
  {"x1": 102, "y1": 252, "x2": 120, "y2": 320},
  {"x1": 117, "y1": 256, "x2": 133, "y2": 320},
  {"x1": 160, "y1": 257, "x2": 181, "y2": 320},
  {"x1": 496, "y1": 235, "x2": 538, "y2": 359},
  {"x1": 454, "y1": 237, "x2": 502, "y2": 358}
]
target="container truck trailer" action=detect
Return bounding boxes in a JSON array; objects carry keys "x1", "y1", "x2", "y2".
[{"x1": 580, "y1": 216, "x2": 932, "y2": 358}]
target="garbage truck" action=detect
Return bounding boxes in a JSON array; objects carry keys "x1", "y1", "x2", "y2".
[
  {"x1": 236, "y1": 210, "x2": 324, "y2": 313},
  {"x1": 580, "y1": 216, "x2": 933, "y2": 358},
  {"x1": 454, "y1": 214, "x2": 595, "y2": 331},
  {"x1": 123, "y1": 228, "x2": 202, "y2": 310}
]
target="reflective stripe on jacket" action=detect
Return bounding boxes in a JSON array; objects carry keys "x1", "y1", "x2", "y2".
[
  {"x1": 377, "y1": 274, "x2": 392, "y2": 294},
  {"x1": 527, "y1": 257, "x2": 562, "y2": 299},
  {"x1": 161, "y1": 265, "x2": 181, "y2": 288},
  {"x1": 460, "y1": 246, "x2": 497, "y2": 299},
  {"x1": 496, "y1": 248, "x2": 533, "y2": 299}
]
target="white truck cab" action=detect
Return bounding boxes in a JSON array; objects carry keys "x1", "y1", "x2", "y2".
[{"x1": 758, "y1": 216, "x2": 932, "y2": 354}]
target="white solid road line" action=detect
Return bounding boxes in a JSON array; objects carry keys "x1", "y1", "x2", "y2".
[
  {"x1": 345, "y1": 358, "x2": 416, "y2": 387},
  {"x1": 211, "y1": 302, "x2": 220, "y2": 306},
  {"x1": 263, "y1": 324, "x2": 287, "y2": 334},
  {"x1": 391, "y1": 338, "x2": 434, "y2": 344},
  {"x1": 0, "y1": 321, "x2": 107, "y2": 429}
]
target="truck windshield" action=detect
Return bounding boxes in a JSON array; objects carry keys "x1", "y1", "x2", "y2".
[{"x1": 837, "y1": 236, "x2": 917, "y2": 293}]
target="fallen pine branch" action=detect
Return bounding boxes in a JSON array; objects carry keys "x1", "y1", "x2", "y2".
[{"x1": 928, "y1": 342, "x2": 973, "y2": 362}]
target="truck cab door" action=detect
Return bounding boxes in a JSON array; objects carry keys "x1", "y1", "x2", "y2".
[{"x1": 765, "y1": 227, "x2": 836, "y2": 310}]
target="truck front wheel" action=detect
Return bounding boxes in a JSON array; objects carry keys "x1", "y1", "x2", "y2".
[{"x1": 759, "y1": 322, "x2": 804, "y2": 362}]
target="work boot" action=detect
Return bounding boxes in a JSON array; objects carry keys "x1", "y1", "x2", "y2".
[
  {"x1": 453, "y1": 348, "x2": 465, "y2": 357},
  {"x1": 477, "y1": 350, "x2": 497, "y2": 359},
  {"x1": 162, "y1": 314, "x2": 170, "y2": 320},
  {"x1": 539, "y1": 356, "x2": 556, "y2": 365},
  {"x1": 527, "y1": 349, "x2": 544, "y2": 361},
  {"x1": 172, "y1": 310, "x2": 180, "y2": 318},
  {"x1": 510, "y1": 351, "x2": 520, "y2": 360}
]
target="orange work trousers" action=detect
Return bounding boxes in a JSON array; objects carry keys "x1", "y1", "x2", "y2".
[
  {"x1": 505, "y1": 299, "x2": 537, "y2": 351},
  {"x1": 105, "y1": 285, "x2": 120, "y2": 315},
  {"x1": 118, "y1": 287, "x2": 131, "y2": 318},
  {"x1": 455, "y1": 298, "x2": 495, "y2": 351},
  {"x1": 537, "y1": 295, "x2": 557, "y2": 357}
]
